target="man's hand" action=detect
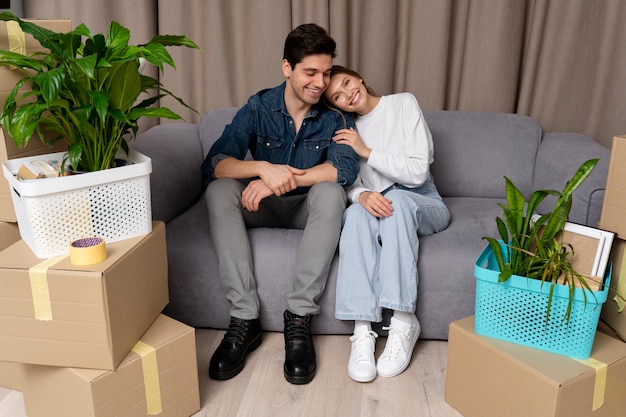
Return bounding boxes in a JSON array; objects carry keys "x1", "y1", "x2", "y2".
[
  {"x1": 259, "y1": 163, "x2": 306, "y2": 196},
  {"x1": 358, "y1": 191, "x2": 394, "y2": 218},
  {"x1": 241, "y1": 179, "x2": 274, "y2": 212}
]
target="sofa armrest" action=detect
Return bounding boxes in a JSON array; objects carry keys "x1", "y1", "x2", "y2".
[
  {"x1": 131, "y1": 122, "x2": 204, "y2": 223},
  {"x1": 533, "y1": 132, "x2": 610, "y2": 227}
]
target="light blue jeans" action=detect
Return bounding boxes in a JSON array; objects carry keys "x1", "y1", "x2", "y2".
[{"x1": 335, "y1": 177, "x2": 450, "y2": 322}]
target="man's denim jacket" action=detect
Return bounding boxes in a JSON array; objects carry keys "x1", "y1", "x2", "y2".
[{"x1": 201, "y1": 82, "x2": 360, "y2": 193}]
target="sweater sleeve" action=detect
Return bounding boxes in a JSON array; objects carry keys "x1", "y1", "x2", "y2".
[{"x1": 366, "y1": 94, "x2": 433, "y2": 187}]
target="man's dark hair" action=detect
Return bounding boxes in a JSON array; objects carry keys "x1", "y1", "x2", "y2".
[{"x1": 283, "y1": 23, "x2": 336, "y2": 69}]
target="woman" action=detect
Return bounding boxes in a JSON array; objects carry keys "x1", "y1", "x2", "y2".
[{"x1": 324, "y1": 66, "x2": 450, "y2": 382}]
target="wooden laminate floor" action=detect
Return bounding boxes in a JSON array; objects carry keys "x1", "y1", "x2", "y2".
[{"x1": 0, "y1": 328, "x2": 464, "y2": 417}]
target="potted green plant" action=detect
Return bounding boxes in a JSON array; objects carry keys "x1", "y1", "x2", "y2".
[
  {"x1": 0, "y1": 11, "x2": 202, "y2": 172},
  {"x1": 474, "y1": 158, "x2": 618, "y2": 359},
  {"x1": 482, "y1": 158, "x2": 600, "y2": 323}
]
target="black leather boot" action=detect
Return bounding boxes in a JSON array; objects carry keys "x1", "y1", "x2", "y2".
[
  {"x1": 283, "y1": 310, "x2": 316, "y2": 384},
  {"x1": 209, "y1": 317, "x2": 262, "y2": 380}
]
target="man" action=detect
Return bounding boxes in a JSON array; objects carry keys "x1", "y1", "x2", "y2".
[{"x1": 201, "y1": 23, "x2": 359, "y2": 385}]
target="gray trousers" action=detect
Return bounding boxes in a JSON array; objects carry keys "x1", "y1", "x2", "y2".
[{"x1": 205, "y1": 178, "x2": 347, "y2": 319}]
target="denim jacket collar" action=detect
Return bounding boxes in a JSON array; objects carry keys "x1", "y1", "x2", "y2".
[{"x1": 270, "y1": 82, "x2": 320, "y2": 119}]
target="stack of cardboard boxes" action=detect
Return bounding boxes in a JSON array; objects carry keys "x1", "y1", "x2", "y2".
[
  {"x1": 445, "y1": 135, "x2": 626, "y2": 417},
  {"x1": 0, "y1": 19, "x2": 200, "y2": 417}
]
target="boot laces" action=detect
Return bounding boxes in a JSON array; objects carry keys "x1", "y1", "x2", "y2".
[
  {"x1": 223, "y1": 318, "x2": 250, "y2": 344},
  {"x1": 285, "y1": 313, "x2": 312, "y2": 344}
]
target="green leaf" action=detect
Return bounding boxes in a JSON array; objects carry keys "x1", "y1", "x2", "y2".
[
  {"x1": 128, "y1": 106, "x2": 183, "y2": 120},
  {"x1": 35, "y1": 66, "x2": 66, "y2": 104},
  {"x1": 106, "y1": 61, "x2": 141, "y2": 111},
  {"x1": 149, "y1": 34, "x2": 203, "y2": 51},
  {"x1": 67, "y1": 142, "x2": 83, "y2": 171},
  {"x1": 89, "y1": 90, "x2": 109, "y2": 123},
  {"x1": 0, "y1": 13, "x2": 63, "y2": 57},
  {"x1": 106, "y1": 21, "x2": 131, "y2": 51},
  {"x1": 0, "y1": 50, "x2": 46, "y2": 72},
  {"x1": 142, "y1": 42, "x2": 174, "y2": 70},
  {"x1": 74, "y1": 54, "x2": 98, "y2": 78}
]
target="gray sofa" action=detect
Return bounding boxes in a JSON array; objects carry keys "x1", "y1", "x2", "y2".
[{"x1": 131, "y1": 108, "x2": 610, "y2": 340}]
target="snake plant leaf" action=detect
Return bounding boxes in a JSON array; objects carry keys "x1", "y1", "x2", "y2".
[
  {"x1": 495, "y1": 217, "x2": 508, "y2": 243},
  {"x1": 484, "y1": 237, "x2": 502, "y2": 261},
  {"x1": 560, "y1": 159, "x2": 599, "y2": 199},
  {"x1": 542, "y1": 196, "x2": 572, "y2": 243},
  {"x1": 525, "y1": 189, "x2": 557, "y2": 224},
  {"x1": 484, "y1": 157, "x2": 600, "y2": 323},
  {"x1": 504, "y1": 176, "x2": 525, "y2": 234}
]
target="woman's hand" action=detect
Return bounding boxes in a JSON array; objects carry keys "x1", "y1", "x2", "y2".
[
  {"x1": 358, "y1": 191, "x2": 393, "y2": 218},
  {"x1": 332, "y1": 127, "x2": 371, "y2": 159}
]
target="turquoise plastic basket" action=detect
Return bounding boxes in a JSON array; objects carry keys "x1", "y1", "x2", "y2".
[{"x1": 473, "y1": 243, "x2": 611, "y2": 359}]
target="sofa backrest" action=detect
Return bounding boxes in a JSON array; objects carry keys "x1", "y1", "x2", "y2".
[
  {"x1": 199, "y1": 107, "x2": 241, "y2": 157},
  {"x1": 425, "y1": 111, "x2": 542, "y2": 199},
  {"x1": 199, "y1": 107, "x2": 543, "y2": 200}
]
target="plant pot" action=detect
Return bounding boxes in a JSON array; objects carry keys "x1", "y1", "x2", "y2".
[
  {"x1": 2, "y1": 149, "x2": 152, "y2": 258},
  {"x1": 473, "y1": 243, "x2": 611, "y2": 359}
]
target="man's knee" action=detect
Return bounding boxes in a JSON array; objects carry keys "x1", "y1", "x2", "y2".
[
  {"x1": 206, "y1": 178, "x2": 243, "y2": 212},
  {"x1": 308, "y1": 182, "x2": 346, "y2": 214}
]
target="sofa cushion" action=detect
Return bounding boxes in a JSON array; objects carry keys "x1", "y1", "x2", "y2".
[{"x1": 426, "y1": 111, "x2": 542, "y2": 200}]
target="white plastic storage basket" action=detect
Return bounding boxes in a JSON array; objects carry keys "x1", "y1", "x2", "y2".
[{"x1": 2, "y1": 149, "x2": 152, "y2": 258}]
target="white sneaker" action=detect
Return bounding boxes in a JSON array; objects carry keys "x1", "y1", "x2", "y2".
[
  {"x1": 347, "y1": 331, "x2": 378, "y2": 382},
  {"x1": 376, "y1": 315, "x2": 420, "y2": 378}
]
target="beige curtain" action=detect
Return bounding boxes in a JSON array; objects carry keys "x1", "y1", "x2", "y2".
[{"x1": 22, "y1": 0, "x2": 626, "y2": 149}]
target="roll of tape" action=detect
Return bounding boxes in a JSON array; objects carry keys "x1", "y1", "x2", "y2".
[{"x1": 69, "y1": 237, "x2": 107, "y2": 265}]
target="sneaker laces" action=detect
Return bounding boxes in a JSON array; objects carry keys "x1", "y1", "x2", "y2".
[
  {"x1": 349, "y1": 331, "x2": 377, "y2": 362},
  {"x1": 380, "y1": 325, "x2": 410, "y2": 360}
]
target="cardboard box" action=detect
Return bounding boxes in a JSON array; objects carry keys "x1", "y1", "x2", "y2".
[
  {"x1": 0, "y1": 19, "x2": 71, "y2": 222},
  {"x1": 445, "y1": 316, "x2": 626, "y2": 417},
  {"x1": 23, "y1": 314, "x2": 200, "y2": 417},
  {"x1": 601, "y1": 238, "x2": 626, "y2": 341},
  {"x1": 0, "y1": 221, "x2": 168, "y2": 370},
  {"x1": 599, "y1": 135, "x2": 626, "y2": 240},
  {"x1": 0, "y1": 221, "x2": 23, "y2": 391},
  {"x1": 0, "y1": 220, "x2": 19, "y2": 251},
  {"x1": 0, "y1": 360, "x2": 26, "y2": 391}
]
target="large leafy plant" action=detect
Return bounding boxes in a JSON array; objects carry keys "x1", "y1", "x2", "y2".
[
  {"x1": 0, "y1": 12, "x2": 202, "y2": 171},
  {"x1": 483, "y1": 159, "x2": 600, "y2": 322}
]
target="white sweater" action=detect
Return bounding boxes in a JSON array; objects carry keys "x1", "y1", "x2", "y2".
[{"x1": 346, "y1": 93, "x2": 434, "y2": 203}]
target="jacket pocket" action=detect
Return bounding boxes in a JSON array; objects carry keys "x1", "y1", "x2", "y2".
[{"x1": 303, "y1": 138, "x2": 330, "y2": 152}]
